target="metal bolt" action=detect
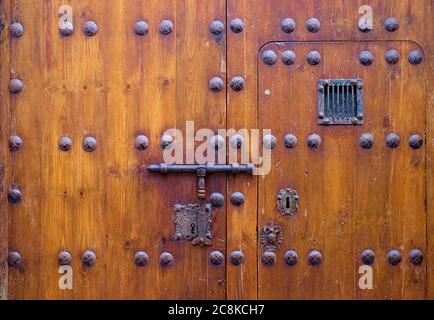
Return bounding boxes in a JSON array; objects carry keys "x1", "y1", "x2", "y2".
[
  {"x1": 230, "y1": 18, "x2": 244, "y2": 33},
  {"x1": 8, "y1": 187, "x2": 22, "y2": 205},
  {"x1": 281, "y1": 50, "x2": 296, "y2": 65},
  {"x1": 209, "y1": 251, "x2": 224, "y2": 266},
  {"x1": 230, "y1": 192, "x2": 245, "y2": 207},
  {"x1": 59, "y1": 21, "x2": 74, "y2": 37},
  {"x1": 386, "y1": 133, "x2": 401, "y2": 149},
  {"x1": 308, "y1": 250, "x2": 323, "y2": 266},
  {"x1": 82, "y1": 250, "x2": 96, "y2": 267},
  {"x1": 209, "y1": 20, "x2": 225, "y2": 36},
  {"x1": 284, "y1": 134, "x2": 298, "y2": 149},
  {"x1": 230, "y1": 134, "x2": 244, "y2": 149},
  {"x1": 307, "y1": 51, "x2": 321, "y2": 65},
  {"x1": 385, "y1": 49, "x2": 400, "y2": 65},
  {"x1": 359, "y1": 50, "x2": 374, "y2": 66},
  {"x1": 263, "y1": 134, "x2": 277, "y2": 150},
  {"x1": 210, "y1": 192, "x2": 225, "y2": 208},
  {"x1": 209, "y1": 135, "x2": 225, "y2": 150},
  {"x1": 262, "y1": 251, "x2": 276, "y2": 266},
  {"x1": 135, "y1": 135, "x2": 149, "y2": 151},
  {"x1": 409, "y1": 134, "x2": 423, "y2": 150},
  {"x1": 82, "y1": 136, "x2": 97, "y2": 152},
  {"x1": 160, "y1": 134, "x2": 174, "y2": 149},
  {"x1": 135, "y1": 20, "x2": 149, "y2": 36},
  {"x1": 408, "y1": 50, "x2": 423, "y2": 65},
  {"x1": 159, "y1": 252, "x2": 174, "y2": 268},
  {"x1": 209, "y1": 77, "x2": 224, "y2": 92},
  {"x1": 359, "y1": 133, "x2": 374, "y2": 149},
  {"x1": 307, "y1": 134, "x2": 322, "y2": 149},
  {"x1": 160, "y1": 20, "x2": 173, "y2": 35},
  {"x1": 387, "y1": 250, "x2": 402, "y2": 266},
  {"x1": 409, "y1": 249, "x2": 424, "y2": 266},
  {"x1": 262, "y1": 50, "x2": 278, "y2": 66},
  {"x1": 9, "y1": 78, "x2": 23, "y2": 94},
  {"x1": 83, "y1": 21, "x2": 98, "y2": 37},
  {"x1": 306, "y1": 18, "x2": 320, "y2": 33},
  {"x1": 10, "y1": 22, "x2": 24, "y2": 38},
  {"x1": 58, "y1": 136, "x2": 73, "y2": 152},
  {"x1": 134, "y1": 251, "x2": 149, "y2": 267},
  {"x1": 9, "y1": 135, "x2": 23, "y2": 152},
  {"x1": 58, "y1": 251, "x2": 73, "y2": 266},
  {"x1": 384, "y1": 17, "x2": 399, "y2": 32},
  {"x1": 230, "y1": 76, "x2": 245, "y2": 92},
  {"x1": 281, "y1": 18, "x2": 296, "y2": 33},
  {"x1": 230, "y1": 250, "x2": 245, "y2": 266},
  {"x1": 361, "y1": 249, "x2": 375, "y2": 265},
  {"x1": 8, "y1": 251, "x2": 22, "y2": 268},
  {"x1": 284, "y1": 250, "x2": 299, "y2": 266}
]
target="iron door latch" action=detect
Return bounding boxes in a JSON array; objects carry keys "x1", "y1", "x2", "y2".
[{"x1": 147, "y1": 163, "x2": 255, "y2": 246}]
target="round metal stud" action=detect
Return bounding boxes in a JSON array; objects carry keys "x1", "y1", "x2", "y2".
[
  {"x1": 306, "y1": 18, "x2": 320, "y2": 33},
  {"x1": 281, "y1": 50, "x2": 296, "y2": 65},
  {"x1": 82, "y1": 136, "x2": 97, "y2": 152},
  {"x1": 262, "y1": 50, "x2": 278, "y2": 66},
  {"x1": 284, "y1": 134, "x2": 298, "y2": 149},
  {"x1": 10, "y1": 22, "x2": 24, "y2": 38},
  {"x1": 160, "y1": 134, "x2": 174, "y2": 149},
  {"x1": 58, "y1": 251, "x2": 72, "y2": 266},
  {"x1": 230, "y1": 76, "x2": 245, "y2": 91},
  {"x1": 209, "y1": 20, "x2": 225, "y2": 36},
  {"x1": 210, "y1": 192, "x2": 225, "y2": 208},
  {"x1": 209, "y1": 251, "x2": 224, "y2": 266},
  {"x1": 8, "y1": 251, "x2": 22, "y2": 268},
  {"x1": 9, "y1": 135, "x2": 23, "y2": 152},
  {"x1": 230, "y1": 134, "x2": 244, "y2": 149},
  {"x1": 159, "y1": 252, "x2": 174, "y2": 268},
  {"x1": 284, "y1": 250, "x2": 299, "y2": 266},
  {"x1": 135, "y1": 20, "x2": 149, "y2": 36},
  {"x1": 360, "y1": 249, "x2": 375, "y2": 265},
  {"x1": 230, "y1": 18, "x2": 244, "y2": 33},
  {"x1": 386, "y1": 133, "x2": 401, "y2": 149},
  {"x1": 8, "y1": 187, "x2": 22, "y2": 205},
  {"x1": 209, "y1": 77, "x2": 224, "y2": 92},
  {"x1": 307, "y1": 134, "x2": 322, "y2": 149},
  {"x1": 409, "y1": 249, "x2": 424, "y2": 266},
  {"x1": 261, "y1": 251, "x2": 276, "y2": 266},
  {"x1": 230, "y1": 192, "x2": 245, "y2": 207},
  {"x1": 209, "y1": 135, "x2": 225, "y2": 150},
  {"x1": 82, "y1": 250, "x2": 96, "y2": 267},
  {"x1": 359, "y1": 133, "x2": 374, "y2": 149},
  {"x1": 384, "y1": 17, "x2": 400, "y2": 32},
  {"x1": 359, "y1": 50, "x2": 374, "y2": 66},
  {"x1": 387, "y1": 250, "x2": 402, "y2": 266},
  {"x1": 9, "y1": 78, "x2": 23, "y2": 94},
  {"x1": 263, "y1": 134, "x2": 277, "y2": 150},
  {"x1": 135, "y1": 135, "x2": 149, "y2": 151},
  {"x1": 385, "y1": 49, "x2": 400, "y2": 65},
  {"x1": 59, "y1": 21, "x2": 74, "y2": 37},
  {"x1": 160, "y1": 20, "x2": 173, "y2": 35},
  {"x1": 230, "y1": 250, "x2": 245, "y2": 266},
  {"x1": 134, "y1": 251, "x2": 149, "y2": 267},
  {"x1": 408, "y1": 134, "x2": 423, "y2": 150},
  {"x1": 281, "y1": 18, "x2": 296, "y2": 34},
  {"x1": 408, "y1": 50, "x2": 424, "y2": 65},
  {"x1": 58, "y1": 136, "x2": 73, "y2": 152},
  {"x1": 307, "y1": 51, "x2": 321, "y2": 65},
  {"x1": 83, "y1": 21, "x2": 98, "y2": 37},
  {"x1": 308, "y1": 250, "x2": 323, "y2": 266}
]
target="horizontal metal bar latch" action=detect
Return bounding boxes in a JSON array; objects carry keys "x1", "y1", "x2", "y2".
[{"x1": 147, "y1": 163, "x2": 255, "y2": 175}]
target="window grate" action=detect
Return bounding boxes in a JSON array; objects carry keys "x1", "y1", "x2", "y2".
[{"x1": 318, "y1": 79, "x2": 364, "y2": 125}]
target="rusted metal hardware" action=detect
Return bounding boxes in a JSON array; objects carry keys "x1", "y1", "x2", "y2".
[
  {"x1": 386, "y1": 133, "x2": 401, "y2": 148},
  {"x1": 306, "y1": 18, "x2": 321, "y2": 33},
  {"x1": 83, "y1": 21, "x2": 98, "y2": 36},
  {"x1": 230, "y1": 76, "x2": 245, "y2": 91},
  {"x1": 160, "y1": 20, "x2": 173, "y2": 35},
  {"x1": 8, "y1": 187, "x2": 22, "y2": 205},
  {"x1": 147, "y1": 163, "x2": 255, "y2": 246},
  {"x1": 209, "y1": 135, "x2": 225, "y2": 150},
  {"x1": 209, "y1": 77, "x2": 224, "y2": 92},
  {"x1": 8, "y1": 251, "x2": 22, "y2": 268},
  {"x1": 160, "y1": 134, "x2": 174, "y2": 149},
  {"x1": 387, "y1": 249, "x2": 402, "y2": 266},
  {"x1": 134, "y1": 251, "x2": 149, "y2": 267},
  {"x1": 159, "y1": 252, "x2": 174, "y2": 268},
  {"x1": 260, "y1": 223, "x2": 282, "y2": 266},
  {"x1": 361, "y1": 249, "x2": 375, "y2": 265},
  {"x1": 385, "y1": 49, "x2": 400, "y2": 65},
  {"x1": 9, "y1": 78, "x2": 23, "y2": 94},
  {"x1": 83, "y1": 136, "x2": 97, "y2": 152},
  {"x1": 135, "y1": 135, "x2": 149, "y2": 151},
  {"x1": 359, "y1": 50, "x2": 374, "y2": 66},
  {"x1": 209, "y1": 251, "x2": 224, "y2": 266},
  {"x1": 409, "y1": 249, "x2": 424, "y2": 265},
  {"x1": 230, "y1": 250, "x2": 245, "y2": 266},
  {"x1": 9, "y1": 135, "x2": 23, "y2": 152},
  {"x1": 210, "y1": 192, "x2": 224, "y2": 208},
  {"x1": 307, "y1": 51, "x2": 321, "y2": 65},
  {"x1": 308, "y1": 250, "x2": 323, "y2": 266},
  {"x1": 307, "y1": 134, "x2": 322, "y2": 149},
  {"x1": 384, "y1": 17, "x2": 399, "y2": 32},
  {"x1": 230, "y1": 18, "x2": 244, "y2": 33},
  {"x1": 284, "y1": 134, "x2": 298, "y2": 149},
  {"x1": 284, "y1": 250, "x2": 298, "y2": 266},
  {"x1": 209, "y1": 20, "x2": 225, "y2": 37},
  {"x1": 277, "y1": 188, "x2": 299, "y2": 217},
  {"x1": 10, "y1": 22, "x2": 24, "y2": 38},
  {"x1": 408, "y1": 50, "x2": 423, "y2": 65},
  {"x1": 281, "y1": 50, "x2": 296, "y2": 65},
  {"x1": 59, "y1": 22, "x2": 74, "y2": 37},
  {"x1": 262, "y1": 50, "x2": 277, "y2": 66},
  {"x1": 82, "y1": 250, "x2": 96, "y2": 267},
  {"x1": 281, "y1": 18, "x2": 296, "y2": 33},
  {"x1": 360, "y1": 133, "x2": 374, "y2": 149},
  {"x1": 58, "y1": 251, "x2": 72, "y2": 266},
  {"x1": 318, "y1": 79, "x2": 364, "y2": 125},
  {"x1": 230, "y1": 134, "x2": 244, "y2": 149},
  {"x1": 135, "y1": 20, "x2": 149, "y2": 36},
  {"x1": 409, "y1": 134, "x2": 423, "y2": 149},
  {"x1": 59, "y1": 136, "x2": 73, "y2": 152},
  {"x1": 230, "y1": 192, "x2": 245, "y2": 207},
  {"x1": 263, "y1": 134, "x2": 277, "y2": 150}
]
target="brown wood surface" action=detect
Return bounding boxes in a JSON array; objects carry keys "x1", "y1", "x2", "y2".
[{"x1": 0, "y1": 0, "x2": 433, "y2": 300}]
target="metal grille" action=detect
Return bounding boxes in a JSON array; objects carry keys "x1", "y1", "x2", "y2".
[{"x1": 318, "y1": 79, "x2": 364, "y2": 125}]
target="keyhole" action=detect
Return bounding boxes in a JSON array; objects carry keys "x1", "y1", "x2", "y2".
[
  {"x1": 285, "y1": 197, "x2": 291, "y2": 209},
  {"x1": 191, "y1": 223, "x2": 196, "y2": 234}
]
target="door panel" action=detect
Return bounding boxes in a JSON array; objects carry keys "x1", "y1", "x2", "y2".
[{"x1": 258, "y1": 41, "x2": 426, "y2": 299}]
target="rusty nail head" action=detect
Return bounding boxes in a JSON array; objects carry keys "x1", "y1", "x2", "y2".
[
  {"x1": 82, "y1": 250, "x2": 96, "y2": 267},
  {"x1": 134, "y1": 251, "x2": 149, "y2": 267}
]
